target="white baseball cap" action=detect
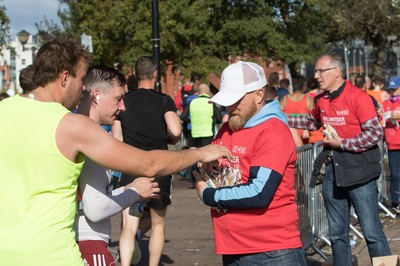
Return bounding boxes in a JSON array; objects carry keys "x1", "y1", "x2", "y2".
[{"x1": 210, "y1": 61, "x2": 267, "y2": 106}]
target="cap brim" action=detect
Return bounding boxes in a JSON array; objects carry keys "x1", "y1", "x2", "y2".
[{"x1": 209, "y1": 91, "x2": 246, "y2": 106}]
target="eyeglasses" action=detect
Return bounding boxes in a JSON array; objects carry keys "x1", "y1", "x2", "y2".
[{"x1": 314, "y1": 67, "x2": 336, "y2": 75}]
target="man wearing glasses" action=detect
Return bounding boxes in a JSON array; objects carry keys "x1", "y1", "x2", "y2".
[{"x1": 288, "y1": 53, "x2": 391, "y2": 265}]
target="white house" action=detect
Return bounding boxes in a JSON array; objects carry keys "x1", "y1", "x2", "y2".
[{"x1": 0, "y1": 31, "x2": 38, "y2": 95}]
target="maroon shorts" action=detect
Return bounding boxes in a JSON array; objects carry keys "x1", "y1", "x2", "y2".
[{"x1": 78, "y1": 240, "x2": 116, "y2": 266}]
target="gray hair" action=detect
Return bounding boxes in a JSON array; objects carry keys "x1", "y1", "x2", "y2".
[{"x1": 322, "y1": 52, "x2": 346, "y2": 78}]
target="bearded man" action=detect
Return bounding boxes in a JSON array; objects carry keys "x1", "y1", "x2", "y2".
[{"x1": 193, "y1": 61, "x2": 306, "y2": 266}]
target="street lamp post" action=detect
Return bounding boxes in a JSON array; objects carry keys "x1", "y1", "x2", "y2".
[
  {"x1": 17, "y1": 30, "x2": 30, "y2": 51},
  {"x1": 344, "y1": 45, "x2": 350, "y2": 79},
  {"x1": 151, "y1": 0, "x2": 161, "y2": 92},
  {"x1": 364, "y1": 46, "x2": 369, "y2": 76},
  {"x1": 359, "y1": 49, "x2": 363, "y2": 75}
]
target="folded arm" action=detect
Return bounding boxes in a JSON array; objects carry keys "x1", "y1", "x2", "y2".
[{"x1": 200, "y1": 166, "x2": 282, "y2": 209}]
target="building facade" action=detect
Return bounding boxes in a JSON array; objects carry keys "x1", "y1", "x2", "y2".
[{"x1": 0, "y1": 33, "x2": 38, "y2": 95}]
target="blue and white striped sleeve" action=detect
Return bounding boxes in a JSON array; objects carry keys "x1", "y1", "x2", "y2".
[{"x1": 201, "y1": 166, "x2": 282, "y2": 209}]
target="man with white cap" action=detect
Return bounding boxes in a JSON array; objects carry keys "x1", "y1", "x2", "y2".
[{"x1": 193, "y1": 61, "x2": 306, "y2": 265}]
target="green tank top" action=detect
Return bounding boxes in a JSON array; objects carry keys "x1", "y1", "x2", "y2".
[
  {"x1": 189, "y1": 94, "x2": 214, "y2": 138},
  {"x1": 0, "y1": 95, "x2": 84, "y2": 265}
]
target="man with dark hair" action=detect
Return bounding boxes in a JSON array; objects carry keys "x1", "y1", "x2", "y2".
[
  {"x1": 0, "y1": 38, "x2": 231, "y2": 266},
  {"x1": 268, "y1": 71, "x2": 280, "y2": 88},
  {"x1": 278, "y1": 78, "x2": 291, "y2": 100},
  {"x1": 288, "y1": 53, "x2": 391, "y2": 265},
  {"x1": 74, "y1": 65, "x2": 159, "y2": 266},
  {"x1": 180, "y1": 72, "x2": 202, "y2": 146},
  {"x1": 354, "y1": 75, "x2": 366, "y2": 89},
  {"x1": 268, "y1": 71, "x2": 289, "y2": 101},
  {"x1": 367, "y1": 76, "x2": 390, "y2": 106},
  {"x1": 114, "y1": 56, "x2": 182, "y2": 266},
  {"x1": 354, "y1": 75, "x2": 381, "y2": 114},
  {"x1": 19, "y1": 64, "x2": 35, "y2": 93}
]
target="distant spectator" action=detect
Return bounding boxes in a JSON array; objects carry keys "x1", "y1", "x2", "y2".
[
  {"x1": 354, "y1": 75, "x2": 366, "y2": 90},
  {"x1": 280, "y1": 78, "x2": 291, "y2": 91},
  {"x1": 181, "y1": 82, "x2": 201, "y2": 148},
  {"x1": 278, "y1": 78, "x2": 290, "y2": 101},
  {"x1": 268, "y1": 71, "x2": 280, "y2": 88},
  {"x1": 367, "y1": 76, "x2": 390, "y2": 106},
  {"x1": 382, "y1": 76, "x2": 400, "y2": 214},
  {"x1": 306, "y1": 77, "x2": 321, "y2": 99},
  {"x1": 349, "y1": 72, "x2": 358, "y2": 84},
  {"x1": 306, "y1": 77, "x2": 324, "y2": 144},
  {"x1": 19, "y1": 64, "x2": 35, "y2": 93},
  {"x1": 180, "y1": 72, "x2": 201, "y2": 146},
  {"x1": 181, "y1": 83, "x2": 222, "y2": 148},
  {"x1": 354, "y1": 75, "x2": 381, "y2": 115},
  {"x1": 365, "y1": 76, "x2": 372, "y2": 90},
  {"x1": 280, "y1": 76, "x2": 314, "y2": 146},
  {"x1": 268, "y1": 71, "x2": 290, "y2": 101}
]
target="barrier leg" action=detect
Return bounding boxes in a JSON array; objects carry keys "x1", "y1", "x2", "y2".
[
  {"x1": 349, "y1": 224, "x2": 364, "y2": 239},
  {"x1": 310, "y1": 242, "x2": 328, "y2": 260},
  {"x1": 379, "y1": 202, "x2": 396, "y2": 219},
  {"x1": 319, "y1": 235, "x2": 331, "y2": 246}
]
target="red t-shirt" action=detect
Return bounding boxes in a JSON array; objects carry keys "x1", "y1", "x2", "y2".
[
  {"x1": 210, "y1": 118, "x2": 301, "y2": 254},
  {"x1": 383, "y1": 99, "x2": 400, "y2": 150},
  {"x1": 311, "y1": 80, "x2": 377, "y2": 139}
]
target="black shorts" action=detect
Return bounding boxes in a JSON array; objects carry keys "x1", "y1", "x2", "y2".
[{"x1": 119, "y1": 174, "x2": 172, "y2": 210}]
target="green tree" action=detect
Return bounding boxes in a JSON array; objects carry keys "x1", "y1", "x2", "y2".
[
  {"x1": 0, "y1": 1, "x2": 10, "y2": 51},
  {"x1": 58, "y1": 0, "x2": 141, "y2": 68},
  {"x1": 325, "y1": 0, "x2": 400, "y2": 77},
  {"x1": 265, "y1": 0, "x2": 331, "y2": 76},
  {"x1": 55, "y1": 0, "x2": 336, "y2": 78}
]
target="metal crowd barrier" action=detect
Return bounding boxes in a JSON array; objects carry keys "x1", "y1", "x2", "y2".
[
  {"x1": 296, "y1": 140, "x2": 394, "y2": 260},
  {"x1": 378, "y1": 141, "x2": 396, "y2": 218},
  {"x1": 295, "y1": 142, "x2": 330, "y2": 259},
  {"x1": 294, "y1": 144, "x2": 314, "y2": 251}
]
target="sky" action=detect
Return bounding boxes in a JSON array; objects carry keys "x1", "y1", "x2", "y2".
[{"x1": 3, "y1": 0, "x2": 62, "y2": 40}]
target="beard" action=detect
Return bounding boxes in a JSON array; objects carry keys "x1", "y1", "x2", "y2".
[{"x1": 228, "y1": 103, "x2": 257, "y2": 132}]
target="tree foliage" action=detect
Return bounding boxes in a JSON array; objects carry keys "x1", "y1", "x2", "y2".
[
  {"x1": 325, "y1": 0, "x2": 400, "y2": 76},
  {"x1": 51, "y1": 0, "x2": 400, "y2": 79},
  {"x1": 265, "y1": 0, "x2": 331, "y2": 75},
  {"x1": 55, "y1": 0, "x2": 333, "y2": 78},
  {"x1": 0, "y1": 1, "x2": 10, "y2": 50}
]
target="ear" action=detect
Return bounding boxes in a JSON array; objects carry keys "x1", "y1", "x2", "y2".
[
  {"x1": 255, "y1": 89, "x2": 265, "y2": 104},
  {"x1": 60, "y1": 70, "x2": 69, "y2": 88},
  {"x1": 91, "y1": 89, "x2": 101, "y2": 104},
  {"x1": 334, "y1": 68, "x2": 342, "y2": 78}
]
